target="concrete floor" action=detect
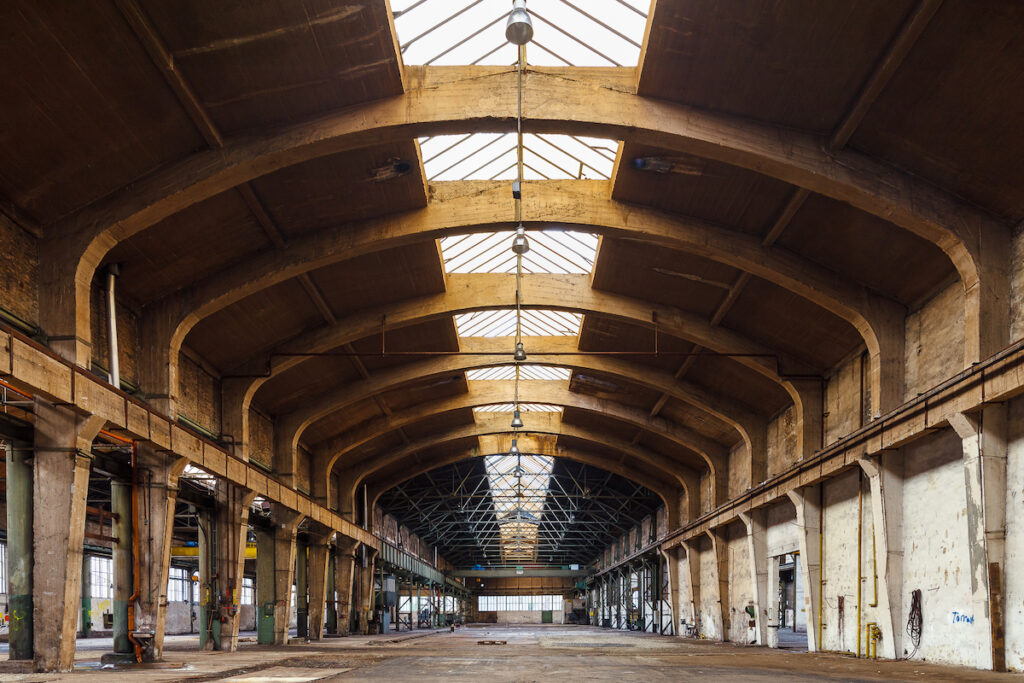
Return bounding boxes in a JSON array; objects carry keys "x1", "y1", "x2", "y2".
[{"x1": 0, "y1": 625, "x2": 1019, "y2": 682}]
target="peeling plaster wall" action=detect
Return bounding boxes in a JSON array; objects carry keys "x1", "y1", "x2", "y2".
[
  {"x1": 0, "y1": 216, "x2": 38, "y2": 327},
  {"x1": 724, "y1": 524, "x2": 753, "y2": 643},
  {"x1": 178, "y1": 352, "x2": 221, "y2": 435},
  {"x1": 824, "y1": 353, "x2": 864, "y2": 447},
  {"x1": 696, "y1": 538, "x2": 722, "y2": 640},
  {"x1": 729, "y1": 442, "x2": 749, "y2": 499},
  {"x1": 1010, "y1": 226, "x2": 1024, "y2": 343},
  {"x1": 248, "y1": 408, "x2": 273, "y2": 469},
  {"x1": 819, "y1": 469, "x2": 861, "y2": 654},
  {"x1": 899, "y1": 429, "x2": 983, "y2": 667},
  {"x1": 904, "y1": 282, "x2": 965, "y2": 401},
  {"x1": 1003, "y1": 396, "x2": 1024, "y2": 670}
]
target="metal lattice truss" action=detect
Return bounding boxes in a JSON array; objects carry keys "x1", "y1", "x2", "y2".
[{"x1": 376, "y1": 456, "x2": 662, "y2": 567}]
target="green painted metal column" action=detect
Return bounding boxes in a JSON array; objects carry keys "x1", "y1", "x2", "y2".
[
  {"x1": 198, "y1": 509, "x2": 214, "y2": 650},
  {"x1": 80, "y1": 554, "x2": 92, "y2": 638},
  {"x1": 325, "y1": 550, "x2": 336, "y2": 634},
  {"x1": 5, "y1": 442, "x2": 32, "y2": 660},
  {"x1": 255, "y1": 528, "x2": 275, "y2": 645},
  {"x1": 111, "y1": 481, "x2": 133, "y2": 654}
]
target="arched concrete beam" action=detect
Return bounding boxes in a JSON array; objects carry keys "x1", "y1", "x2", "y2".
[
  {"x1": 43, "y1": 67, "x2": 1005, "y2": 379},
  {"x1": 272, "y1": 339, "x2": 765, "y2": 486},
  {"x1": 362, "y1": 445, "x2": 692, "y2": 532}
]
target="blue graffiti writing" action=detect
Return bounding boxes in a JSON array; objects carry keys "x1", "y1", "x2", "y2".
[{"x1": 951, "y1": 611, "x2": 974, "y2": 625}]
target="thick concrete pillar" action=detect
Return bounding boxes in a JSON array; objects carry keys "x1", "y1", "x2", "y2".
[
  {"x1": 198, "y1": 509, "x2": 213, "y2": 650},
  {"x1": 295, "y1": 540, "x2": 308, "y2": 638},
  {"x1": 740, "y1": 509, "x2": 769, "y2": 645},
  {"x1": 787, "y1": 485, "x2": 822, "y2": 653},
  {"x1": 6, "y1": 441, "x2": 33, "y2": 660},
  {"x1": 950, "y1": 407, "x2": 1007, "y2": 671},
  {"x1": 135, "y1": 448, "x2": 187, "y2": 660},
  {"x1": 706, "y1": 529, "x2": 730, "y2": 642},
  {"x1": 334, "y1": 537, "x2": 358, "y2": 634},
  {"x1": 766, "y1": 555, "x2": 781, "y2": 648},
  {"x1": 306, "y1": 534, "x2": 330, "y2": 641},
  {"x1": 358, "y1": 548, "x2": 378, "y2": 634},
  {"x1": 32, "y1": 402, "x2": 103, "y2": 672},
  {"x1": 255, "y1": 528, "x2": 275, "y2": 644},
  {"x1": 110, "y1": 481, "x2": 133, "y2": 655},
  {"x1": 660, "y1": 547, "x2": 681, "y2": 636},
  {"x1": 212, "y1": 484, "x2": 256, "y2": 652},
  {"x1": 325, "y1": 550, "x2": 337, "y2": 634},
  {"x1": 682, "y1": 540, "x2": 701, "y2": 630},
  {"x1": 858, "y1": 452, "x2": 904, "y2": 660},
  {"x1": 272, "y1": 506, "x2": 303, "y2": 645}
]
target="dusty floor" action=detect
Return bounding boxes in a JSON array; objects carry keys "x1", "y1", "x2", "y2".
[{"x1": 0, "y1": 625, "x2": 1019, "y2": 682}]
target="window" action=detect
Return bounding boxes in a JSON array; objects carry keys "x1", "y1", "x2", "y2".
[
  {"x1": 420, "y1": 134, "x2": 616, "y2": 181},
  {"x1": 0, "y1": 543, "x2": 7, "y2": 594},
  {"x1": 455, "y1": 310, "x2": 582, "y2": 337},
  {"x1": 167, "y1": 567, "x2": 191, "y2": 602},
  {"x1": 241, "y1": 577, "x2": 255, "y2": 606},
  {"x1": 441, "y1": 230, "x2": 598, "y2": 275},
  {"x1": 467, "y1": 365, "x2": 571, "y2": 381},
  {"x1": 89, "y1": 556, "x2": 113, "y2": 601},
  {"x1": 478, "y1": 594, "x2": 562, "y2": 611}
]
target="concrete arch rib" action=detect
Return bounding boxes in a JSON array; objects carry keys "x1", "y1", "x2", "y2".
[
  {"x1": 333, "y1": 422, "x2": 700, "y2": 529},
  {"x1": 309, "y1": 380, "x2": 728, "y2": 508},
  {"x1": 45, "y1": 66, "x2": 1004, "y2": 375},
  {"x1": 362, "y1": 445, "x2": 691, "y2": 532},
  {"x1": 272, "y1": 339, "x2": 764, "y2": 486}
]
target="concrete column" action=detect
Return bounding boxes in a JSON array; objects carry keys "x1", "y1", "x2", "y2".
[
  {"x1": 271, "y1": 507, "x2": 303, "y2": 645},
  {"x1": 111, "y1": 481, "x2": 133, "y2": 655},
  {"x1": 661, "y1": 547, "x2": 681, "y2": 636},
  {"x1": 306, "y1": 536, "x2": 330, "y2": 641},
  {"x1": 197, "y1": 509, "x2": 213, "y2": 650},
  {"x1": 358, "y1": 548, "x2": 378, "y2": 634},
  {"x1": 858, "y1": 452, "x2": 904, "y2": 659},
  {"x1": 787, "y1": 485, "x2": 822, "y2": 653},
  {"x1": 682, "y1": 540, "x2": 701, "y2": 630},
  {"x1": 80, "y1": 554, "x2": 92, "y2": 638},
  {"x1": 706, "y1": 529, "x2": 730, "y2": 642},
  {"x1": 255, "y1": 528, "x2": 275, "y2": 645},
  {"x1": 135, "y1": 448, "x2": 187, "y2": 660},
  {"x1": 325, "y1": 550, "x2": 337, "y2": 634},
  {"x1": 212, "y1": 484, "x2": 256, "y2": 651},
  {"x1": 740, "y1": 509, "x2": 768, "y2": 645},
  {"x1": 295, "y1": 540, "x2": 308, "y2": 639},
  {"x1": 950, "y1": 408, "x2": 1007, "y2": 671},
  {"x1": 6, "y1": 441, "x2": 33, "y2": 660},
  {"x1": 31, "y1": 402, "x2": 103, "y2": 672},
  {"x1": 334, "y1": 537, "x2": 357, "y2": 634},
  {"x1": 136, "y1": 304, "x2": 179, "y2": 418},
  {"x1": 766, "y1": 555, "x2": 781, "y2": 648}
]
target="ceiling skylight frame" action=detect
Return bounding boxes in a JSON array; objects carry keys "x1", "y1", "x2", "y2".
[
  {"x1": 466, "y1": 364, "x2": 571, "y2": 381},
  {"x1": 474, "y1": 403, "x2": 562, "y2": 413},
  {"x1": 392, "y1": 0, "x2": 649, "y2": 68},
  {"x1": 419, "y1": 133, "x2": 616, "y2": 181},
  {"x1": 455, "y1": 309, "x2": 582, "y2": 337},
  {"x1": 441, "y1": 230, "x2": 598, "y2": 274}
]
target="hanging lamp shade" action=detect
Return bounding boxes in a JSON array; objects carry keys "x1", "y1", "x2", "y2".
[
  {"x1": 511, "y1": 224, "x2": 530, "y2": 254},
  {"x1": 505, "y1": 0, "x2": 534, "y2": 46},
  {"x1": 513, "y1": 341, "x2": 527, "y2": 361},
  {"x1": 509, "y1": 438, "x2": 521, "y2": 456},
  {"x1": 511, "y1": 408, "x2": 524, "y2": 429}
]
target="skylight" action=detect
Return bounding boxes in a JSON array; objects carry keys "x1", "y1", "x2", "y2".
[
  {"x1": 484, "y1": 452, "x2": 554, "y2": 562},
  {"x1": 467, "y1": 365, "x2": 571, "y2": 381},
  {"x1": 441, "y1": 230, "x2": 597, "y2": 274},
  {"x1": 455, "y1": 309, "x2": 581, "y2": 337},
  {"x1": 474, "y1": 403, "x2": 562, "y2": 413},
  {"x1": 420, "y1": 134, "x2": 616, "y2": 181},
  {"x1": 392, "y1": 0, "x2": 649, "y2": 67}
]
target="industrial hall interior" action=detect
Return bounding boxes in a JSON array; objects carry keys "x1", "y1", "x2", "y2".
[{"x1": 1, "y1": 0, "x2": 1024, "y2": 681}]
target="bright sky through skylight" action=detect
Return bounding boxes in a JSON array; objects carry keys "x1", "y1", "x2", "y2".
[
  {"x1": 485, "y1": 452, "x2": 554, "y2": 562},
  {"x1": 455, "y1": 309, "x2": 582, "y2": 337},
  {"x1": 420, "y1": 133, "x2": 616, "y2": 181},
  {"x1": 474, "y1": 403, "x2": 562, "y2": 413},
  {"x1": 441, "y1": 230, "x2": 597, "y2": 274},
  {"x1": 467, "y1": 365, "x2": 571, "y2": 380},
  {"x1": 392, "y1": 0, "x2": 649, "y2": 67}
]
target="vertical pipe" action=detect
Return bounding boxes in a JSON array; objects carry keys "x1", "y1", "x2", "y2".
[
  {"x1": 127, "y1": 442, "x2": 143, "y2": 662},
  {"x1": 6, "y1": 442, "x2": 33, "y2": 660},
  {"x1": 106, "y1": 264, "x2": 120, "y2": 388},
  {"x1": 80, "y1": 554, "x2": 92, "y2": 638},
  {"x1": 857, "y1": 470, "x2": 863, "y2": 658}
]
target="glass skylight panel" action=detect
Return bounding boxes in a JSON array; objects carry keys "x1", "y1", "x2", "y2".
[
  {"x1": 419, "y1": 134, "x2": 616, "y2": 181},
  {"x1": 392, "y1": 0, "x2": 649, "y2": 67},
  {"x1": 455, "y1": 309, "x2": 582, "y2": 337},
  {"x1": 467, "y1": 364, "x2": 571, "y2": 380},
  {"x1": 474, "y1": 403, "x2": 562, "y2": 413},
  {"x1": 484, "y1": 452, "x2": 554, "y2": 562},
  {"x1": 441, "y1": 230, "x2": 597, "y2": 274}
]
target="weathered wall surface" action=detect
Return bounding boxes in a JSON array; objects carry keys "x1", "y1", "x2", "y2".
[
  {"x1": 724, "y1": 523, "x2": 753, "y2": 643},
  {"x1": 819, "y1": 468, "x2": 860, "y2": 654},
  {"x1": 767, "y1": 405, "x2": 798, "y2": 479},
  {"x1": 178, "y1": 351, "x2": 221, "y2": 433},
  {"x1": 1010, "y1": 226, "x2": 1024, "y2": 344},
  {"x1": 248, "y1": 408, "x2": 274, "y2": 469},
  {"x1": 824, "y1": 353, "x2": 864, "y2": 446},
  {"x1": 904, "y1": 282, "x2": 964, "y2": 401},
  {"x1": 88, "y1": 285, "x2": 140, "y2": 385},
  {"x1": 1002, "y1": 396, "x2": 1024, "y2": 671},
  {"x1": 0, "y1": 217, "x2": 38, "y2": 327},
  {"x1": 898, "y1": 429, "x2": 981, "y2": 666}
]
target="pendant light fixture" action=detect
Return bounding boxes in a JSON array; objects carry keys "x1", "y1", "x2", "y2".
[{"x1": 505, "y1": 0, "x2": 534, "y2": 46}]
